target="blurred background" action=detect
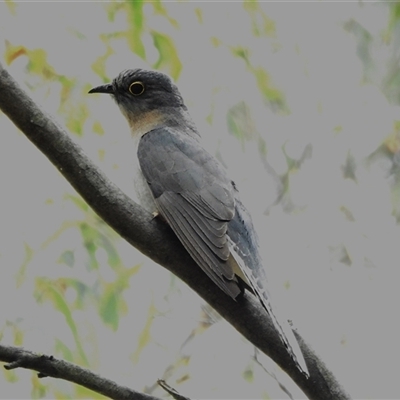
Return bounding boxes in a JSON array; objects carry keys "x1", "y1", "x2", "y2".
[{"x1": 1, "y1": 1, "x2": 399, "y2": 399}]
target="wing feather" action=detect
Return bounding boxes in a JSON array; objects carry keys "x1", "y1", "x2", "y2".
[
  {"x1": 138, "y1": 128, "x2": 240, "y2": 298},
  {"x1": 157, "y1": 192, "x2": 239, "y2": 298}
]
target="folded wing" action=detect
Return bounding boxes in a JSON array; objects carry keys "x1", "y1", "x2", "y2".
[{"x1": 138, "y1": 127, "x2": 240, "y2": 298}]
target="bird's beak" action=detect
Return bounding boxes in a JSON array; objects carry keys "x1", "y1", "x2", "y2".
[{"x1": 88, "y1": 83, "x2": 114, "y2": 95}]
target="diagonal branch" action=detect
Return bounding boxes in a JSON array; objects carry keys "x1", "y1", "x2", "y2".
[{"x1": 0, "y1": 62, "x2": 351, "y2": 400}]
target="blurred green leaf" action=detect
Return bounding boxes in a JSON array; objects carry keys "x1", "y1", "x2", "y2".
[
  {"x1": 98, "y1": 234, "x2": 120, "y2": 270},
  {"x1": 252, "y1": 67, "x2": 287, "y2": 111},
  {"x1": 57, "y1": 75, "x2": 90, "y2": 136},
  {"x1": 226, "y1": 101, "x2": 273, "y2": 193},
  {"x1": 343, "y1": 19, "x2": 373, "y2": 83},
  {"x1": 79, "y1": 222, "x2": 100, "y2": 270},
  {"x1": 4, "y1": 41, "x2": 27, "y2": 65},
  {"x1": 195, "y1": 7, "x2": 203, "y2": 24},
  {"x1": 243, "y1": 367, "x2": 254, "y2": 382},
  {"x1": 55, "y1": 339, "x2": 74, "y2": 362},
  {"x1": 2, "y1": 321, "x2": 25, "y2": 349},
  {"x1": 210, "y1": 36, "x2": 221, "y2": 48},
  {"x1": 26, "y1": 48, "x2": 57, "y2": 80},
  {"x1": 64, "y1": 102, "x2": 89, "y2": 137},
  {"x1": 58, "y1": 75, "x2": 76, "y2": 105},
  {"x1": 74, "y1": 383, "x2": 108, "y2": 399},
  {"x1": 151, "y1": 30, "x2": 182, "y2": 80},
  {"x1": 243, "y1": 1, "x2": 276, "y2": 38},
  {"x1": 281, "y1": 141, "x2": 312, "y2": 172},
  {"x1": 65, "y1": 194, "x2": 89, "y2": 213},
  {"x1": 5, "y1": 44, "x2": 90, "y2": 139},
  {"x1": 231, "y1": 45, "x2": 250, "y2": 61},
  {"x1": 98, "y1": 264, "x2": 141, "y2": 330},
  {"x1": 226, "y1": 101, "x2": 257, "y2": 147},
  {"x1": 16, "y1": 243, "x2": 33, "y2": 288},
  {"x1": 91, "y1": 45, "x2": 114, "y2": 82},
  {"x1": 92, "y1": 121, "x2": 105, "y2": 136},
  {"x1": 31, "y1": 374, "x2": 48, "y2": 399},
  {"x1": 12, "y1": 323, "x2": 24, "y2": 347},
  {"x1": 60, "y1": 278, "x2": 91, "y2": 310},
  {"x1": 4, "y1": 42, "x2": 59, "y2": 80},
  {"x1": 80, "y1": 220, "x2": 123, "y2": 271},
  {"x1": 104, "y1": 2, "x2": 146, "y2": 58},
  {"x1": 68, "y1": 28, "x2": 86, "y2": 41},
  {"x1": 35, "y1": 278, "x2": 89, "y2": 366},
  {"x1": 152, "y1": 0, "x2": 179, "y2": 28},
  {"x1": 99, "y1": 283, "x2": 119, "y2": 330},
  {"x1": 105, "y1": 2, "x2": 124, "y2": 22},
  {"x1": 132, "y1": 301, "x2": 156, "y2": 363},
  {"x1": 341, "y1": 151, "x2": 357, "y2": 182},
  {"x1": 5, "y1": 0, "x2": 16, "y2": 15},
  {"x1": 387, "y1": 3, "x2": 400, "y2": 36},
  {"x1": 231, "y1": 46, "x2": 288, "y2": 112},
  {"x1": 126, "y1": 0, "x2": 146, "y2": 59},
  {"x1": 2, "y1": 368, "x2": 18, "y2": 383},
  {"x1": 383, "y1": 67, "x2": 400, "y2": 105},
  {"x1": 98, "y1": 148, "x2": 105, "y2": 161},
  {"x1": 41, "y1": 221, "x2": 78, "y2": 251}
]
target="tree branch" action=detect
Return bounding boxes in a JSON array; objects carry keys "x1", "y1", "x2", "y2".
[
  {"x1": 0, "y1": 344, "x2": 161, "y2": 400},
  {"x1": 0, "y1": 62, "x2": 352, "y2": 400}
]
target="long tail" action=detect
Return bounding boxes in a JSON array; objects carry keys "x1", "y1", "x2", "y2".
[{"x1": 228, "y1": 243, "x2": 309, "y2": 378}]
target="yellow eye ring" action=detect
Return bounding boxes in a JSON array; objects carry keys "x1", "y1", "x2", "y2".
[{"x1": 129, "y1": 81, "x2": 145, "y2": 96}]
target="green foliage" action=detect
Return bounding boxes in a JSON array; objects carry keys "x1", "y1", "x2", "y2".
[
  {"x1": 131, "y1": 301, "x2": 156, "y2": 363},
  {"x1": 4, "y1": 0, "x2": 16, "y2": 15},
  {"x1": 4, "y1": 42, "x2": 90, "y2": 136},
  {"x1": 151, "y1": 30, "x2": 182, "y2": 80},
  {"x1": 16, "y1": 243, "x2": 33, "y2": 288},
  {"x1": 2, "y1": 368, "x2": 18, "y2": 384},
  {"x1": 35, "y1": 278, "x2": 90, "y2": 366},
  {"x1": 64, "y1": 101, "x2": 89, "y2": 137},
  {"x1": 31, "y1": 374, "x2": 48, "y2": 399},
  {"x1": 387, "y1": 2, "x2": 400, "y2": 37},
  {"x1": 194, "y1": 7, "x2": 203, "y2": 24},
  {"x1": 243, "y1": 366, "x2": 254, "y2": 382},
  {"x1": 59, "y1": 250, "x2": 75, "y2": 268},
  {"x1": 91, "y1": 45, "x2": 114, "y2": 83},
  {"x1": 65, "y1": 194, "x2": 89, "y2": 213},
  {"x1": 99, "y1": 264, "x2": 141, "y2": 330},
  {"x1": 79, "y1": 222, "x2": 100, "y2": 271},
  {"x1": 243, "y1": 1, "x2": 276, "y2": 38},
  {"x1": 231, "y1": 46, "x2": 288, "y2": 112},
  {"x1": 152, "y1": 0, "x2": 179, "y2": 28},
  {"x1": 5, "y1": 43, "x2": 56, "y2": 80},
  {"x1": 55, "y1": 339, "x2": 74, "y2": 363},
  {"x1": 227, "y1": 101, "x2": 256, "y2": 143},
  {"x1": 125, "y1": 1, "x2": 146, "y2": 59}
]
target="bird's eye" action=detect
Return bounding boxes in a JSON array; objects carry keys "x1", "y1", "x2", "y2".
[{"x1": 129, "y1": 81, "x2": 145, "y2": 96}]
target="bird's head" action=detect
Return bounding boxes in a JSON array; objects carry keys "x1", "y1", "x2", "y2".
[
  {"x1": 89, "y1": 69, "x2": 184, "y2": 113},
  {"x1": 89, "y1": 69, "x2": 196, "y2": 137}
]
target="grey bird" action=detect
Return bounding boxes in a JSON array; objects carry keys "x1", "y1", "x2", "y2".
[{"x1": 89, "y1": 69, "x2": 309, "y2": 377}]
